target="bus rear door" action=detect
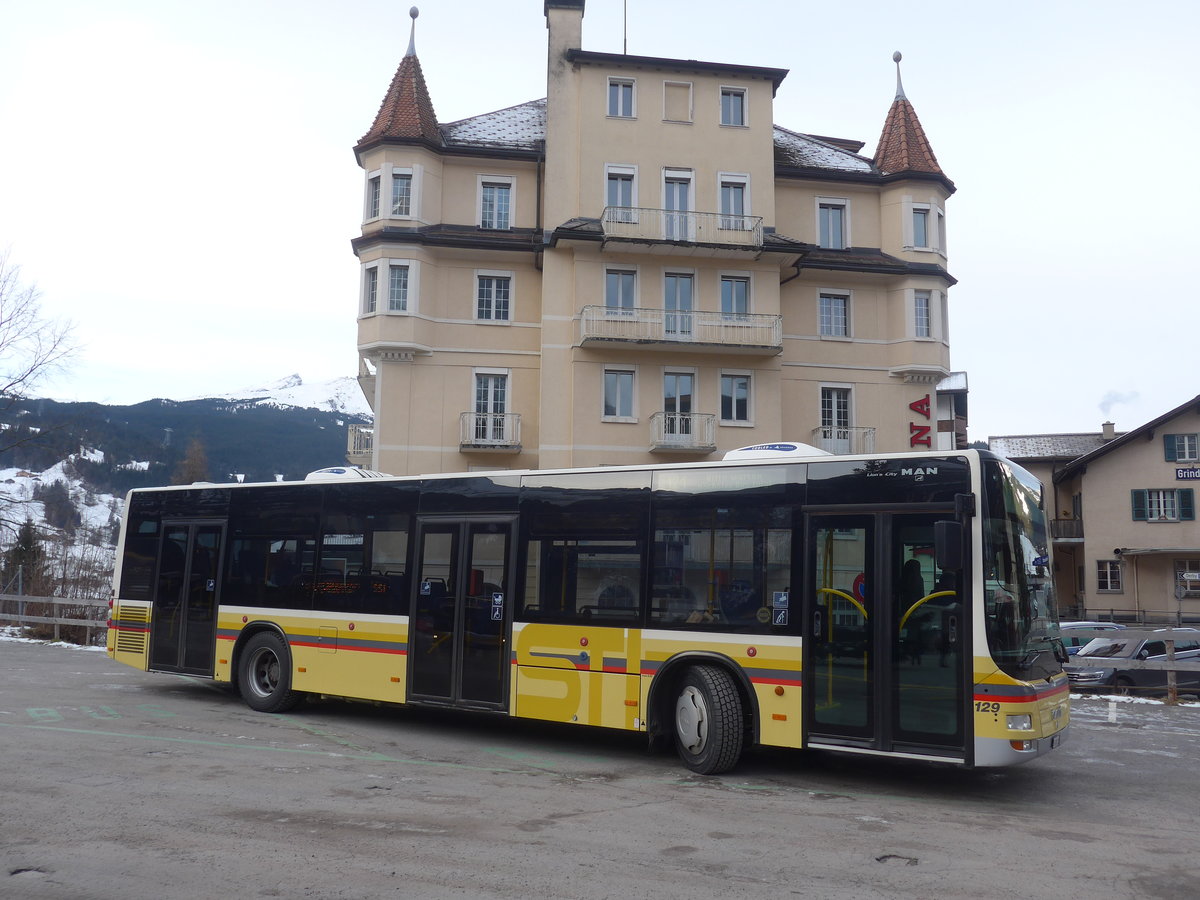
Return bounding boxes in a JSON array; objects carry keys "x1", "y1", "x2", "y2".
[{"x1": 148, "y1": 520, "x2": 225, "y2": 676}]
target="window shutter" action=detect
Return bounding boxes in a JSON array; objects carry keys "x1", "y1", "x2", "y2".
[
  {"x1": 1131, "y1": 489, "x2": 1148, "y2": 521},
  {"x1": 1180, "y1": 489, "x2": 1195, "y2": 521},
  {"x1": 1165, "y1": 434, "x2": 1179, "y2": 462}
]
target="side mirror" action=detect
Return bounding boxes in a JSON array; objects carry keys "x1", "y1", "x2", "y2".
[{"x1": 935, "y1": 520, "x2": 965, "y2": 571}]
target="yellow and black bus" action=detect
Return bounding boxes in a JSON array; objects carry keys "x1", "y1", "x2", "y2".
[{"x1": 107, "y1": 446, "x2": 1069, "y2": 774}]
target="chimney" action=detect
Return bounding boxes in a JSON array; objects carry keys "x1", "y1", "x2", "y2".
[
  {"x1": 545, "y1": 0, "x2": 585, "y2": 58},
  {"x1": 1102, "y1": 421, "x2": 1115, "y2": 441}
]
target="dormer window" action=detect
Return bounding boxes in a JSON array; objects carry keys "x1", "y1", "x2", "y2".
[
  {"x1": 479, "y1": 176, "x2": 514, "y2": 230},
  {"x1": 818, "y1": 199, "x2": 847, "y2": 249}
]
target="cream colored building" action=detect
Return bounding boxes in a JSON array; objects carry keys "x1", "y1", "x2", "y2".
[
  {"x1": 991, "y1": 395, "x2": 1200, "y2": 623},
  {"x1": 350, "y1": 1, "x2": 965, "y2": 476}
]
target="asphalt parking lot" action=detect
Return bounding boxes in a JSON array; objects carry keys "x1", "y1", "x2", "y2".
[{"x1": 2, "y1": 635, "x2": 1199, "y2": 900}]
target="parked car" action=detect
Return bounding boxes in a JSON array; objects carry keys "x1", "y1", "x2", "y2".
[
  {"x1": 1059, "y1": 621, "x2": 1125, "y2": 656},
  {"x1": 1064, "y1": 631, "x2": 1200, "y2": 695}
]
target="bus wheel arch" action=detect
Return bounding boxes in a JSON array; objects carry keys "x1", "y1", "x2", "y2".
[
  {"x1": 648, "y1": 653, "x2": 756, "y2": 774},
  {"x1": 234, "y1": 626, "x2": 304, "y2": 713}
]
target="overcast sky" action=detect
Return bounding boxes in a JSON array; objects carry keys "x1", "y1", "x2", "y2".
[{"x1": 2, "y1": 0, "x2": 1196, "y2": 439}]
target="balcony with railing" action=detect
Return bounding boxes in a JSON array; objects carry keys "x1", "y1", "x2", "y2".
[
  {"x1": 580, "y1": 306, "x2": 782, "y2": 354},
  {"x1": 1051, "y1": 518, "x2": 1084, "y2": 541},
  {"x1": 650, "y1": 412, "x2": 717, "y2": 453},
  {"x1": 460, "y1": 412, "x2": 521, "y2": 452},
  {"x1": 601, "y1": 206, "x2": 763, "y2": 254},
  {"x1": 346, "y1": 424, "x2": 373, "y2": 468},
  {"x1": 810, "y1": 426, "x2": 877, "y2": 456}
]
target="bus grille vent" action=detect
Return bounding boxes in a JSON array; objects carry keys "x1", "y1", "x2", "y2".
[
  {"x1": 115, "y1": 604, "x2": 150, "y2": 655},
  {"x1": 116, "y1": 631, "x2": 148, "y2": 654}
]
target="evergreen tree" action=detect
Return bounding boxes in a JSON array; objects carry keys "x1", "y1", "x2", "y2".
[{"x1": 2, "y1": 519, "x2": 48, "y2": 594}]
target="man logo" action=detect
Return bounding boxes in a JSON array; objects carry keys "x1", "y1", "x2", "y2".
[{"x1": 900, "y1": 467, "x2": 938, "y2": 477}]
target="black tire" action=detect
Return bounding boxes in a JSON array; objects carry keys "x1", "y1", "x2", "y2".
[
  {"x1": 672, "y1": 665, "x2": 744, "y2": 775},
  {"x1": 1114, "y1": 675, "x2": 1135, "y2": 697},
  {"x1": 238, "y1": 631, "x2": 303, "y2": 713}
]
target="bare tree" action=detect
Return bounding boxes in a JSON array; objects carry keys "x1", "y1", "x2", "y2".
[
  {"x1": 172, "y1": 437, "x2": 210, "y2": 485},
  {"x1": 0, "y1": 248, "x2": 75, "y2": 411}
]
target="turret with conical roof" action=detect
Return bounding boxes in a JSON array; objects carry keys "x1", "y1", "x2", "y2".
[
  {"x1": 356, "y1": 8, "x2": 441, "y2": 157},
  {"x1": 873, "y1": 52, "x2": 945, "y2": 180}
]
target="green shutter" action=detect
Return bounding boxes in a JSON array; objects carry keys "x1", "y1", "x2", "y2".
[
  {"x1": 1181, "y1": 489, "x2": 1195, "y2": 521},
  {"x1": 1164, "y1": 434, "x2": 1179, "y2": 462},
  {"x1": 1131, "y1": 489, "x2": 1148, "y2": 521}
]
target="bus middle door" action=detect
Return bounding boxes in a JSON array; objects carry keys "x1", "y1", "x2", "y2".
[{"x1": 409, "y1": 517, "x2": 513, "y2": 709}]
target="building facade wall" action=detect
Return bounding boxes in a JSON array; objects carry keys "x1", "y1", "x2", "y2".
[{"x1": 354, "y1": 5, "x2": 960, "y2": 476}]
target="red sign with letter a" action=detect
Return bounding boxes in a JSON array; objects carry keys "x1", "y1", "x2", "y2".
[{"x1": 909, "y1": 394, "x2": 932, "y2": 448}]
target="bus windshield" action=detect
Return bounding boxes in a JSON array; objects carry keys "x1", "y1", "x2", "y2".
[{"x1": 982, "y1": 458, "x2": 1061, "y2": 680}]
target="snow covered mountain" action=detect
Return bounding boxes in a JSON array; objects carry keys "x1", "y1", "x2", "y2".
[
  {"x1": 187, "y1": 374, "x2": 372, "y2": 418},
  {"x1": 0, "y1": 375, "x2": 374, "y2": 560}
]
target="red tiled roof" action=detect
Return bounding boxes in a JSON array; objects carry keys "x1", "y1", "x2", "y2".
[
  {"x1": 357, "y1": 51, "x2": 441, "y2": 149},
  {"x1": 873, "y1": 96, "x2": 943, "y2": 176}
]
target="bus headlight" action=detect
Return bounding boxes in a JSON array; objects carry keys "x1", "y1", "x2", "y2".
[{"x1": 1007, "y1": 714, "x2": 1033, "y2": 731}]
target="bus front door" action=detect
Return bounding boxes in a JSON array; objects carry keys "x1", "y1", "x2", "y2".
[
  {"x1": 805, "y1": 512, "x2": 965, "y2": 759},
  {"x1": 409, "y1": 518, "x2": 513, "y2": 709},
  {"x1": 148, "y1": 521, "x2": 224, "y2": 676}
]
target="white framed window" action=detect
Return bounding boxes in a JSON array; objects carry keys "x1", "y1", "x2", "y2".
[
  {"x1": 478, "y1": 176, "x2": 514, "y2": 230},
  {"x1": 386, "y1": 264, "x2": 409, "y2": 313},
  {"x1": 718, "y1": 172, "x2": 750, "y2": 231},
  {"x1": 473, "y1": 368, "x2": 511, "y2": 443},
  {"x1": 914, "y1": 289, "x2": 932, "y2": 338},
  {"x1": 366, "y1": 173, "x2": 382, "y2": 220},
  {"x1": 664, "y1": 271, "x2": 694, "y2": 338},
  {"x1": 1165, "y1": 434, "x2": 1199, "y2": 462},
  {"x1": 720, "y1": 86, "x2": 747, "y2": 126},
  {"x1": 817, "y1": 198, "x2": 848, "y2": 249},
  {"x1": 362, "y1": 266, "x2": 378, "y2": 315},
  {"x1": 608, "y1": 78, "x2": 635, "y2": 118},
  {"x1": 720, "y1": 274, "x2": 750, "y2": 316},
  {"x1": 1096, "y1": 560, "x2": 1123, "y2": 593},
  {"x1": 819, "y1": 291, "x2": 849, "y2": 337},
  {"x1": 605, "y1": 164, "x2": 637, "y2": 221},
  {"x1": 604, "y1": 267, "x2": 637, "y2": 314},
  {"x1": 820, "y1": 385, "x2": 853, "y2": 453},
  {"x1": 360, "y1": 258, "x2": 419, "y2": 316},
  {"x1": 603, "y1": 368, "x2": 636, "y2": 421},
  {"x1": 904, "y1": 198, "x2": 945, "y2": 252},
  {"x1": 365, "y1": 165, "x2": 419, "y2": 222},
  {"x1": 663, "y1": 369, "x2": 696, "y2": 435},
  {"x1": 720, "y1": 371, "x2": 752, "y2": 424},
  {"x1": 663, "y1": 81, "x2": 693, "y2": 123},
  {"x1": 391, "y1": 171, "x2": 413, "y2": 217},
  {"x1": 475, "y1": 270, "x2": 512, "y2": 322},
  {"x1": 912, "y1": 207, "x2": 930, "y2": 248},
  {"x1": 662, "y1": 168, "x2": 694, "y2": 240},
  {"x1": 1132, "y1": 488, "x2": 1195, "y2": 522}
]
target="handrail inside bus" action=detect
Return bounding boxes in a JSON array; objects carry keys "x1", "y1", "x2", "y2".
[
  {"x1": 817, "y1": 587, "x2": 868, "y2": 621},
  {"x1": 899, "y1": 591, "x2": 958, "y2": 630}
]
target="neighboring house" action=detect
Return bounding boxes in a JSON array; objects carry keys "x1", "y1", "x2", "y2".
[
  {"x1": 350, "y1": 2, "x2": 966, "y2": 475},
  {"x1": 991, "y1": 396, "x2": 1200, "y2": 623}
]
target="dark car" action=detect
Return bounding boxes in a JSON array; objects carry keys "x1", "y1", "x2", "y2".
[{"x1": 1064, "y1": 631, "x2": 1200, "y2": 695}]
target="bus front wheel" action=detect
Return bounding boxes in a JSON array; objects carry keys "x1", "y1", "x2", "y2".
[
  {"x1": 673, "y1": 665, "x2": 744, "y2": 775},
  {"x1": 238, "y1": 631, "x2": 303, "y2": 713}
]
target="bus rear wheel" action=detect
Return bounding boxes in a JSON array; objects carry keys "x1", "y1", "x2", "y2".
[
  {"x1": 238, "y1": 631, "x2": 303, "y2": 713},
  {"x1": 673, "y1": 665, "x2": 744, "y2": 775}
]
